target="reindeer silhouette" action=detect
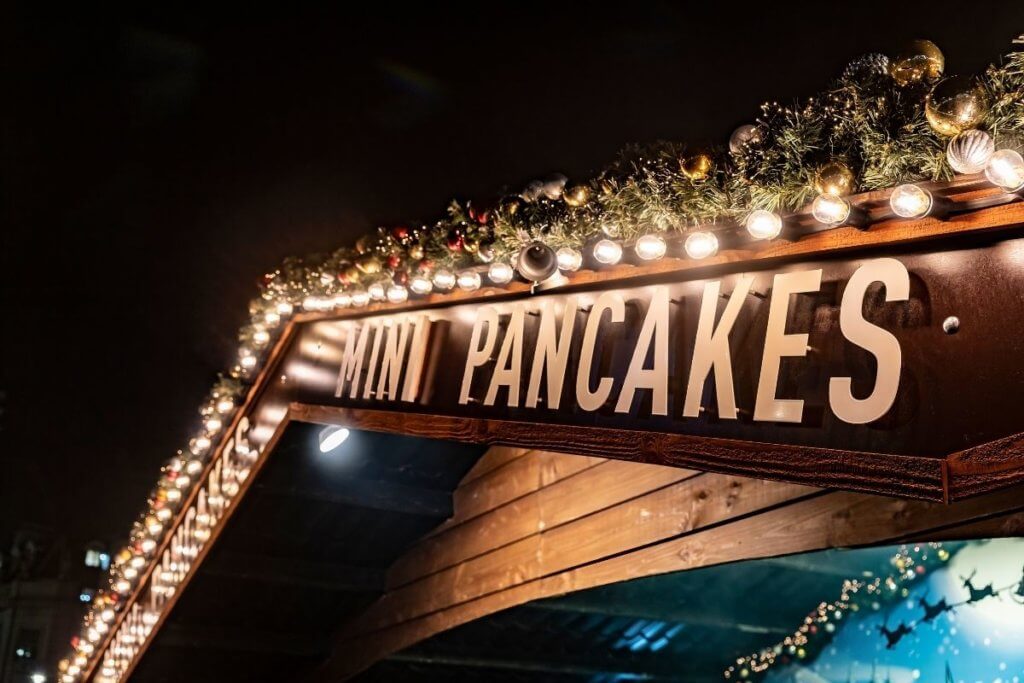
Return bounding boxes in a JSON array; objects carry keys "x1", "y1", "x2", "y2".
[
  {"x1": 918, "y1": 592, "x2": 951, "y2": 622},
  {"x1": 961, "y1": 571, "x2": 997, "y2": 604},
  {"x1": 878, "y1": 621, "x2": 912, "y2": 649}
]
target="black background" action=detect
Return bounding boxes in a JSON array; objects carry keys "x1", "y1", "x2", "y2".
[{"x1": 4, "y1": 3, "x2": 1024, "y2": 544}]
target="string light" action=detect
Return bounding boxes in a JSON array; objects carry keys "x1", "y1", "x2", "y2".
[
  {"x1": 635, "y1": 234, "x2": 667, "y2": 260},
  {"x1": 457, "y1": 270, "x2": 481, "y2": 292},
  {"x1": 433, "y1": 269, "x2": 456, "y2": 291},
  {"x1": 890, "y1": 183, "x2": 933, "y2": 218},
  {"x1": 745, "y1": 210, "x2": 783, "y2": 240},
  {"x1": 556, "y1": 247, "x2": 582, "y2": 272},
  {"x1": 410, "y1": 274, "x2": 433, "y2": 295},
  {"x1": 684, "y1": 231, "x2": 719, "y2": 259},
  {"x1": 488, "y1": 262, "x2": 514, "y2": 284},
  {"x1": 593, "y1": 239, "x2": 623, "y2": 265},
  {"x1": 811, "y1": 194, "x2": 852, "y2": 226},
  {"x1": 985, "y1": 149, "x2": 1024, "y2": 192}
]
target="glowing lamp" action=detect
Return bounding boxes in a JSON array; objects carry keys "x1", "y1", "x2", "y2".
[
  {"x1": 432, "y1": 269, "x2": 456, "y2": 291},
  {"x1": 889, "y1": 184, "x2": 933, "y2": 218},
  {"x1": 593, "y1": 239, "x2": 622, "y2": 265},
  {"x1": 488, "y1": 261, "x2": 514, "y2": 284},
  {"x1": 684, "y1": 231, "x2": 719, "y2": 259},
  {"x1": 333, "y1": 292, "x2": 352, "y2": 308},
  {"x1": 745, "y1": 210, "x2": 783, "y2": 240},
  {"x1": 556, "y1": 247, "x2": 582, "y2": 272},
  {"x1": 367, "y1": 282, "x2": 386, "y2": 301},
  {"x1": 635, "y1": 234, "x2": 667, "y2": 260},
  {"x1": 318, "y1": 425, "x2": 350, "y2": 452},
  {"x1": 386, "y1": 284, "x2": 408, "y2": 303},
  {"x1": 457, "y1": 270, "x2": 482, "y2": 291},
  {"x1": 409, "y1": 274, "x2": 433, "y2": 295},
  {"x1": 811, "y1": 194, "x2": 852, "y2": 226},
  {"x1": 985, "y1": 149, "x2": 1024, "y2": 192}
]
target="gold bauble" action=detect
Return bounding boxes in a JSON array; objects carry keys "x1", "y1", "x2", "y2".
[
  {"x1": 681, "y1": 153, "x2": 713, "y2": 181},
  {"x1": 407, "y1": 244, "x2": 425, "y2": 261},
  {"x1": 355, "y1": 254, "x2": 382, "y2": 274},
  {"x1": 890, "y1": 39, "x2": 944, "y2": 86},
  {"x1": 814, "y1": 161, "x2": 856, "y2": 196},
  {"x1": 925, "y1": 76, "x2": 990, "y2": 137},
  {"x1": 563, "y1": 184, "x2": 591, "y2": 207}
]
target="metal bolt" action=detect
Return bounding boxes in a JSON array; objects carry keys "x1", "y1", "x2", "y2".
[{"x1": 942, "y1": 316, "x2": 960, "y2": 335}]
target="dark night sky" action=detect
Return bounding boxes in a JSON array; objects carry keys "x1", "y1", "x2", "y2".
[{"x1": 3, "y1": 3, "x2": 1024, "y2": 546}]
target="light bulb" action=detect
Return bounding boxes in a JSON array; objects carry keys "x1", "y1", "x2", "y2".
[
  {"x1": 239, "y1": 349, "x2": 257, "y2": 369},
  {"x1": 165, "y1": 488, "x2": 181, "y2": 502},
  {"x1": 634, "y1": 234, "x2": 667, "y2": 260},
  {"x1": 556, "y1": 247, "x2": 582, "y2": 272},
  {"x1": 185, "y1": 459, "x2": 202, "y2": 475},
  {"x1": 684, "y1": 231, "x2": 719, "y2": 259},
  {"x1": 889, "y1": 184, "x2": 932, "y2": 218},
  {"x1": 488, "y1": 262, "x2": 514, "y2": 284},
  {"x1": 368, "y1": 282, "x2": 386, "y2": 301},
  {"x1": 318, "y1": 425, "x2": 350, "y2": 453},
  {"x1": 123, "y1": 567, "x2": 137, "y2": 580},
  {"x1": 114, "y1": 578, "x2": 131, "y2": 593},
  {"x1": 276, "y1": 301, "x2": 293, "y2": 316},
  {"x1": 101, "y1": 609, "x2": 115, "y2": 623},
  {"x1": 350, "y1": 289, "x2": 369, "y2": 307},
  {"x1": 593, "y1": 239, "x2": 623, "y2": 265},
  {"x1": 333, "y1": 292, "x2": 352, "y2": 308},
  {"x1": 204, "y1": 416, "x2": 222, "y2": 433},
  {"x1": 398, "y1": 274, "x2": 426, "y2": 297},
  {"x1": 386, "y1": 284, "x2": 408, "y2": 303},
  {"x1": 457, "y1": 270, "x2": 481, "y2": 291},
  {"x1": 130, "y1": 555, "x2": 146, "y2": 569},
  {"x1": 433, "y1": 269, "x2": 456, "y2": 290},
  {"x1": 216, "y1": 398, "x2": 234, "y2": 414},
  {"x1": 155, "y1": 508, "x2": 171, "y2": 521},
  {"x1": 745, "y1": 210, "x2": 783, "y2": 240},
  {"x1": 811, "y1": 194, "x2": 852, "y2": 226},
  {"x1": 985, "y1": 149, "x2": 1024, "y2": 192},
  {"x1": 302, "y1": 296, "x2": 320, "y2": 311},
  {"x1": 141, "y1": 538, "x2": 156, "y2": 553},
  {"x1": 252, "y1": 329, "x2": 270, "y2": 346},
  {"x1": 263, "y1": 311, "x2": 280, "y2": 326}
]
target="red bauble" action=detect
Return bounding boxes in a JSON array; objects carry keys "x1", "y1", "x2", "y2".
[
  {"x1": 416, "y1": 258, "x2": 434, "y2": 273},
  {"x1": 393, "y1": 270, "x2": 408, "y2": 286},
  {"x1": 391, "y1": 226, "x2": 410, "y2": 241},
  {"x1": 446, "y1": 229, "x2": 464, "y2": 252},
  {"x1": 387, "y1": 254, "x2": 402, "y2": 270}
]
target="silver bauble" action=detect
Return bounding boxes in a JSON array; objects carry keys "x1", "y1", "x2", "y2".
[
  {"x1": 946, "y1": 129, "x2": 995, "y2": 175},
  {"x1": 729, "y1": 124, "x2": 762, "y2": 155},
  {"x1": 540, "y1": 173, "x2": 568, "y2": 200},
  {"x1": 516, "y1": 242, "x2": 559, "y2": 282}
]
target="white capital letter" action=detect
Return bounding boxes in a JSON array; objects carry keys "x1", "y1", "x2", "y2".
[
  {"x1": 526, "y1": 297, "x2": 578, "y2": 409},
  {"x1": 576, "y1": 292, "x2": 625, "y2": 412},
  {"x1": 459, "y1": 307, "x2": 500, "y2": 404},
  {"x1": 615, "y1": 286, "x2": 670, "y2": 415},
  {"x1": 485, "y1": 305, "x2": 526, "y2": 407}
]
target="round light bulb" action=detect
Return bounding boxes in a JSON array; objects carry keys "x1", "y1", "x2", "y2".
[
  {"x1": 251, "y1": 329, "x2": 270, "y2": 346},
  {"x1": 386, "y1": 284, "x2": 408, "y2": 304},
  {"x1": 263, "y1": 311, "x2": 280, "y2": 327},
  {"x1": 745, "y1": 210, "x2": 783, "y2": 240},
  {"x1": 432, "y1": 269, "x2": 456, "y2": 291},
  {"x1": 239, "y1": 349, "x2": 257, "y2": 369},
  {"x1": 457, "y1": 270, "x2": 481, "y2": 292},
  {"x1": 350, "y1": 289, "x2": 369, "y2": 307},
  {"x1": 985, "y1": 149, "x2": 1024, "y2": 192},
  {"x1": 276, "y1": 301, "x2": 293, "y2": 316},
  {"x1": 889, "y1": 184, "x2": 932, "y2": 218},
  {"x1": 811, "y1": 194, "x2": 852, "y2": 226},
  {"x1": 488, "y1": 262, "x2": 514, "y2": 284},
  {"x1": 204, "y1": 416, "x2": 222, "y2": 433},
  {"x1": 215, "y1": 398, "x2": 234, "y2": 414},
  {"x1": 593, "y1": 239, "x2": 623, "y2": 265},
  {"x1": 367, "y1": 282, "x2": 386, "y2": 301},
  {"x1": 634, "y1": 234, "x2": 667, "y2": 260},
  {"x1": 684, "y1": 231, "x2": 719, "y2": 259},
  {"x1": 318, "y1": 425, "x2": 350, "y2": 453},
  {"x1": 333, "y1": 292, "x2": 352, "y2": 308},
  {"x1": 301, "y1": 296, "x2": 319, "y2": 311},
  {"x1": 556, "y1": 247, "x2": 582, "y2": 272},
  {"x1": 409, "y1": 274, "x2": 433, "y2": 295}
]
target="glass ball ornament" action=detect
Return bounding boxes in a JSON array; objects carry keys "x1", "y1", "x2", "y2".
[
  {"x1": 487, "y1": 261, "x2": 514, "y2": 284},
  {"x1": 556, "y1": 247, "x2": 582, "y2": 272},
  {"x1": 592, "y1": 239, "x2": 623, "y2": 265},
  {"x1": 729, "y1": 124, "x2": 762, "y2": 155},
  {"x1": 814, "y1": 161, "x2": 856, "y2": 196},
  {"x1": 890, "y1": 39, "x2": 944, "y2": 86},
  {"x1": 409, "y1": 274, "x2": 433, "y2": 295},
  {"x1": 745, "y1": 210, "x2": 783, "y2": 240},
  {"x1": 925, "y1": 76, "x2": 989, "y2": 137},
  {"x1": 985, "y1": 149, "x2": 1024, "y2": 192},
  {"x1": 681, "y1": 153, "x2": 713, "y2": 181},
  {"x1": 684, "y1": 231, "x2": 719, "y2": 259},
  {"x1": 811, "y1": 194, "x2": 852, "y2": 226},
  {"x1": 515, "y1": 242, "x2": 559, "y2": 283},
  {"x1": 562, "y1": 184, "x2": 590, "y2": 207},
  {"x1": 946, "y1": 129, "x2": 994, "y2": 174},
  {"x1": 456, "y1": 270, "x2": 481, "y2": 292},
  {"x1": 889, "y1": 184, "x2": 933, "y2": 218},
  {"x1": 634, "y1": 234, "x2": 667, "y2": 260},
  {"x1": 432, "y1": 269, "x2": 456, "y2": 291}
]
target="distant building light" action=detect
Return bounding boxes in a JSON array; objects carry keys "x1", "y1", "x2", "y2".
[
  {"x1": 31, "y1": 673, "x2": 47, "y2": 683},
  {"x1": 98, "y1": 552, "x2": 110, "y2": 570}
]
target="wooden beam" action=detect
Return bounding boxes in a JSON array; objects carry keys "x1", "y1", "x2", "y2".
[
  {"x1": 202, "y1": 551, "x2": 384, "y2": 593},
  {"x1": 254, "y1": 479, "x2": 453, "y2": 518},
  {"x1": 290, "y1": 404, "x2": 947, "y2": 502},
  {"x1": 157, "y1": 623, "x2": 329, "y2": 658}
]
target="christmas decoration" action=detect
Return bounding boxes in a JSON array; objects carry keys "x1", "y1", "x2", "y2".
[
  {"x1": 516, "y1": 242, "x2": 559, "y2": 282},
  {"x1": 985, "y1": 148, "x2": 1024, "y2": 191},
  {"x1": 562, "y1": 183, "x2": 591, "y2": 207},
  {"x1": 946, "y1": 129, "x2": 995, "y2": 174},
  {"x1": 925, "y1": 75, "x2": 990, "y2": 136},
  {"x1": 728, "y1": 124, "x2": 762, "y2": 155},
  {"x1": 841, "y1": 52, "x2": 890, "y2": 82},
  {"x1": 814, "y1": 161, "x2": 856, "y2": 196},
  {"x1": 681, "y1": 152, "x2": 714, "y2": 180},
  {"x1": 890, "y1": 39, "x2": 944, "y2": 86}
]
